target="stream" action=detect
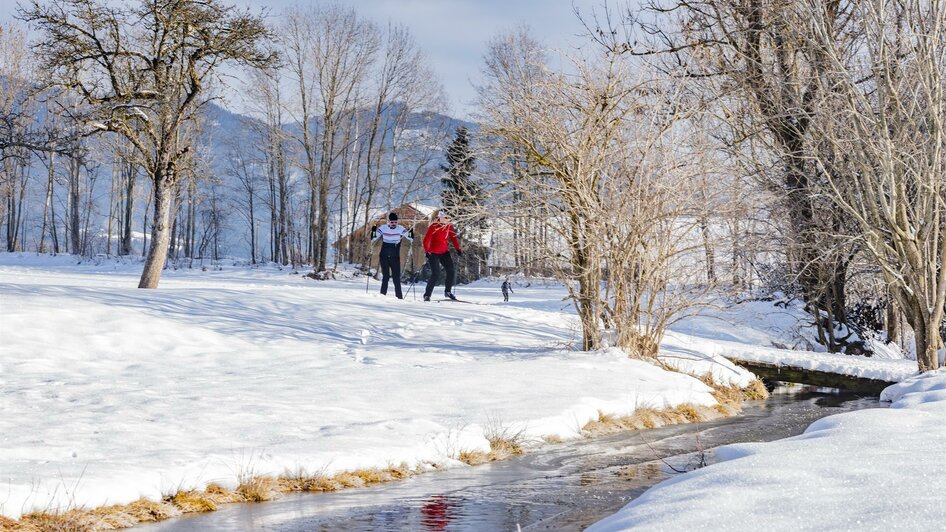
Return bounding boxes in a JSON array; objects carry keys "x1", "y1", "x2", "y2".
[{"x1": 141, "y1": 385, "x2": 883, "y2": 531}]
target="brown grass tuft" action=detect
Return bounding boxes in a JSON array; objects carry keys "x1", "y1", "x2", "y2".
[
  {"x1": 743, "y1": 379, "x2": 770, "y2": 400},
  {"x1": 304, "y1": 476, "x2": 342, "y2": 492},
  {"x1": 236, "y1": 476, "x2": 279, "y2": 503},
  {"x1": 124, "y1": 498, "x2": 182, "y2": 522},
  {"x1": 457, "y1": 449, "x2": 490, "y2": 465},
  {"x1": 18, "y1": 509, "x2": 104, "y2": 531},
  {"x1": 387, "y1": 463, "x2": 414, "y2": 480},
  {"x1": 542, "y1": 434, "x2": 563, "y2": 444},
  {"x1": 483, "y1": 418, "x2": 526, "y2": 461},
  {"x1": 671, "y1": 403, "x2": 706, "y2": 422},
  {"x1": 699, "y1": 373, "x2": 769, "y2": 410},
  {"x1": 331, "y1": 472, "x2": 364, "y2": 489},
  {"x1": 203, "y1": 483, "x2": 244, "y2": 504},
  {"x1": 581, "y1": 402, "x2": 723, "y2": 438},
  {"x1": 169, "y1": 490, "x2": 218, "y2": 513}
]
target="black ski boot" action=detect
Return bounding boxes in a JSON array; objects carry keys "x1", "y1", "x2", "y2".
[{"x1": 445, "y1": 291, "x2": 457, "y2": 301}]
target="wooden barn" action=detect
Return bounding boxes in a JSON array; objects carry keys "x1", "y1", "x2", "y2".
[{"x1": 335, "y1": 203, "x2": 437, "y2": 274}]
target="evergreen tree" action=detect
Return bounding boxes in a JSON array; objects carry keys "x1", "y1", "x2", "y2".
[
  {"x1": 440, "y1": 126, "x2": 487, "y2": 282},
  {"x1": 441, "y1": 126, "x2": 478, "y2": 210}
]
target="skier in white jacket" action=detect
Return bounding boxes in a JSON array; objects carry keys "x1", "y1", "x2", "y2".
[{"x1": 373, "y1": 212, "x2": 413, "y2": 299}]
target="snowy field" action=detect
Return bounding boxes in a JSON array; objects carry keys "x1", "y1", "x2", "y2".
[
  {"x1": 591, "y1": 368, "x2": 946, "y2": 531},
  {"x1": 1, "y1": 253, "x2": 750, "y2": 519},
  {"x1": 0, "y1": 253, "x2": 926, "y2": 522}
]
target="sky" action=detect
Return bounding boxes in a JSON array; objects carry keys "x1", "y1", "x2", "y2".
[
  {"x1": 0, "y1": 0, "x2": 610, "y2": 119},
  {"x1": 229, "y1": 0, "x2": 608, "y2": 118}
]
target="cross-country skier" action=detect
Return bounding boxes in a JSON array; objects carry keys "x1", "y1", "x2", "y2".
[
  {"x1": 373, "y1": 212, "x2": 413, "y2": 299},
  {"x1": 422, "y1": 210, "x2": 462, "y2": 301},
  {"x1": 501, "y1": 279, "x2": 513, "y2": 302}
]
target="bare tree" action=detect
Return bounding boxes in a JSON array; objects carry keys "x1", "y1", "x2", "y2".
[
  {"x1": 21, "y1": 0, "x2": 275, "y2": 287},
  {"x1": 224, "y1": 130, "x2": 263, "y2": 263},
  {"x1": 282, "y1": 5, "x2": 379, "y2": 273},
  {"x1": 620, "y1": 0, "x2": 865, "y2": 351},
  {"x1": 0, "y1": 23, "x2": 36, "y2": 252},
  {"x1": 805, "y1": 0, "x2": 946, "y2": 371}
]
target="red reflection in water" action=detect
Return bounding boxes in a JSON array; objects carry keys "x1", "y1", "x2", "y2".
[{"x1": 420, "y1": 495, "x2": 457, "y2": 530}]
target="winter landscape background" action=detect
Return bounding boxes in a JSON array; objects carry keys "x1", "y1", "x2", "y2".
[{"x1": 1, "y1": 0, "x2": 945, "y2": 530}]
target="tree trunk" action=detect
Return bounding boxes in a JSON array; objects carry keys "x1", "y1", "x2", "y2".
[
  {"x1": 39, "y1": 152, "x2": 55, "y2": 253},
  {"x1": 914, "y1": 316, "x2": 937, "y2": 373},
  {"x1": 249, "y1": 186, "x2": 257, "y2": 264},
  {"x1": 138, "y1": 175, "x2": 173, "y2": 288},
  {"x1": 68, "y1": 156, "x2": 81, "y2": 254},
  {"x1": 699, "y1": 215, "x2": 716, "y2": 284},
  {"x1": 122, "y1": 162, "x2": 135, "y2": 255}
]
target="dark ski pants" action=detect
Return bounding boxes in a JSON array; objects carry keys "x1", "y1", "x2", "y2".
[
  {"x1": 424, "y1": 252, "x2": 455, "y2": 299},
  {"x1": 503, "y1": 290, "x2": 509, "y2": 302},
  {"x1": 379, "y1": 243, "x2": 403, "y2": 298}
]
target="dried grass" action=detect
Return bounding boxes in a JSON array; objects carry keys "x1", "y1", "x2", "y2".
[
  {"x1": 581, "y1": 403, "x2": 720, "y2": 437},
  {"x1": 483, "y1": 416, "x2": 526, "y2": 461},
  {"x1": 457, "y1": 449, "x2": 490, "y2": 465},
  {"x1": 168, "y1": 490, "x2": 217, "y2": 513},
  {"x1": 17, "y1": 510, "x2": 103, "y2": 532},
  {"x1": 743, "y1": 379, "x2": 770, "y2": 400},
  {"x1": 236, "y1": 476, "x2": 279, "y2": 503},
  {"x1": 203, "y1": 483, "x2": 244, "y2": 504},
  {"x1": 3, "y1": 375, "x2": 771, "y2": 531}
]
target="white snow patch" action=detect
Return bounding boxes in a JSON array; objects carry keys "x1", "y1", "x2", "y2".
[
  {"x1": 0, "y1": 253, "x2": 714, "y2": 519},
  {"x1": 590, "y1": 370, "x2": 946, "y2": 531}
]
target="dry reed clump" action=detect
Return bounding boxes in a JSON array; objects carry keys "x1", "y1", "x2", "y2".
[
  {"x1": 2, "y1": 464, "x2": 423, "y2": 531},
  {"x1": 331, "y1": 472, "x2": 365, "y2": 489},
  {"x1": 483, "y1": 419, "x2": 526, "y2": 461},
  {"x1": 0, "y1": 516, "x2": 26, "y2": 531},
  {"x1": 168, "y1": 490, "x2": 218, "y2": 513},
  {"x1": 236, "y1": 476, "x2": 279, "y2": 502},
  {"x1": 91, "y1": 506, "x2": 139, "y2": 529},
  {"x1": 581, "y1": 403, "x2": 722, "y2": 437},
  {"x1": 541, "y1": 434, "x2": 563, "y2": 444},
  {"x1": 456, "y1": 419, "x2": 527, "y2": 465},
  {"x1": 277, "y1": 464, "x2": 416, "y2": 493},
  {"x1": 457, "y1": 449, "x2": 490, "y2": 466},
  {"x1": 125, "y1": 498, "x2": 182, "y2": 522},
  {"x1": 742, "y1": 379, "x2": 770, "y2": 400},
  {"x1": 16, "y1": 509, "x2": 105, "y2": 531},
  {"x1": 203, "y1": 483, "x2": 244, "y2": 504},
  {"x1": 699, "y1": 373, "x2": 770, "y2": 409}
]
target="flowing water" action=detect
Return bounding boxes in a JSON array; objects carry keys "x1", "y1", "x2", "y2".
[{"x1": 141, "y1": 386, "x2": 882, "y2": 531}]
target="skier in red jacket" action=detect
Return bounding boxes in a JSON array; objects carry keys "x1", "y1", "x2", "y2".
[{"x1": 422, "y1": 210, "x2": 462, "y2": 301}]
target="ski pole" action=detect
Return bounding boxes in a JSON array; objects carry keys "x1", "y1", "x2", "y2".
[
  {"x1": 366, "y1": 227, "x2": 376, "y2": 295},
  {"x1": 407, "y1": 225, "x2": 416, "y2": 301}
]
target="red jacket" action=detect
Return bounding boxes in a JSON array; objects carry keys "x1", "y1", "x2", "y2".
[{"x1": 423, "y1": 222, "x2": 461, "y2": 254}]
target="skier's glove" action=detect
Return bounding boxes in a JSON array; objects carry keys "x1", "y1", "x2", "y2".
[
  {"x1": 425, "y1": 252, "x2": 430, "y2": 258},
  {"x1": 456, "y1": 250, "x2": 463, "y2": 256}
]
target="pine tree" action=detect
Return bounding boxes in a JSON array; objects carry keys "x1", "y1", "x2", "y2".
[
  {"x1": 440, "y1": 126, "x2": 487, "y2": 282},
  {"x1": 441, "y1": 126, "x2": 478, "y2": 211}
]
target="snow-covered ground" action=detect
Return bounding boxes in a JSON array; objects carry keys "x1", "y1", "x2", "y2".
[
  {"x1": 0, "y1": 253, "x2": 926, "y2": 523},
  {"x1": 590, "y1": 369, "x2": 946, "y2": 531},
  {"x1": 0, "y1": 253, "x2": 739, "y2": 519}
]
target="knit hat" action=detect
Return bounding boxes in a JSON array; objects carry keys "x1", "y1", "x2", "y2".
[
  {"x1": 388, "y1": 211, "x2": 398, "y2": 221},
  {"x1": 437, "y1": 210, "x2": 447, "y2": 218}
]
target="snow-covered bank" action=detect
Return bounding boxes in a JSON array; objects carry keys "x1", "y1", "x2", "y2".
[
  {"x1": 590, "y1": 370, "x2": 946, "y2": 531},
  {"x1": 0, "y1": 254, "x2": 725, "y2": 519}
]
